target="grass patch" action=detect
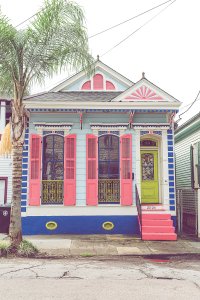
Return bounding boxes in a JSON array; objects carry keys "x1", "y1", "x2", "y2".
[
  {"x1": 80, "y1": 252, "x2": 94, "y2": 257},
  {"x1": 0, "y1": 239, "x2": 38, "y2": 257},
  {"x1": 18, "y1": 240, "x2": 38, "y2": 257},
  {"x1": 0, "y1": 241, "x2": 10, "y2": 256}
]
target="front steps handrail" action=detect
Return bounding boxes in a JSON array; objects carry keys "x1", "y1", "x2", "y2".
[{"x1": 135, "y1": 184, "x2": 142, "y2": 238}]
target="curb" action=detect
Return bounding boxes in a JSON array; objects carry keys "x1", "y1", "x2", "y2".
[
  {"x1": 1, "y1": 250, "x2": 200, "y2": 260},
  {"x1": 14, "y1": 252, "x2": 200, "y2": 260}
]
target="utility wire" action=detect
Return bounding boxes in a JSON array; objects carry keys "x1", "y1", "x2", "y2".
[
  {"x1": 15, "y1": 8, "x2": 44, "y2": 28},
  {"x1": 15, "y1": 0, "x2": 173, "y2": 34},
  {"x1": 177, "y1": 90, "x2": 200, "y2": 123},
  {"x1": 100, "y1": 0, "x2": 176, "y2": 57},
  {"x1": 89, "y1": 0, "x2": 173, "y2": 38},
  {"x1": 179, "y1": 98, "x2": 200, "y2": 111}
]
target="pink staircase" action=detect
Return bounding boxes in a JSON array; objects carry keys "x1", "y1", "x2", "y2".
[{"x1": 141, "y1": 213, "x2": 177, "y2": 241}]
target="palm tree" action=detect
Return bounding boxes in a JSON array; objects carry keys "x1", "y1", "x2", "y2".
[{"x1": 0, "y1": 0, "x2": 94, "y2": 249}]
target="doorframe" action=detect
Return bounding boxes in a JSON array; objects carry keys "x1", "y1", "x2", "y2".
[
  {"x1": 0, "y1": 177, "x2": 8, "y2": 205},
  {"x1": 140, "y1": 135, "x2": 162, "y2": 204}
]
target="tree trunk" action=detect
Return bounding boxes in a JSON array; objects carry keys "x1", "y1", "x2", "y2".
[
  {"x1": 9, "y1": 101, "x2": 27, "y2": 249},
  {"x1": 9, "y1": 143, "x2": 23, "y2": 247}
]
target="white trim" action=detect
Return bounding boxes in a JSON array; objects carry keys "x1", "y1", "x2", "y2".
[
  {"x1": 25, "y1": 206, "x2": 137, "y2": 216},
  {"x1": 193, "y1": 142, "x2": 200, "y2": 189},
  {"x1": 161, "y1": 130, "x2": 170, "y2": 208},
  {"x1": 90, "y1": 124, "x2": 128, "y2": 137},
  {"x1": 137, "y1": 129, "x2": 170, "y2": 209},
  {"x1": 34, "y1": 122, "x2": 73, "y2": 136},
  {"x1": 0, "y1": 101, "x2": 6, "y2": 133},
  {"x1": 135, "y1": 130, "x2": 141, "y2": 198},
  {"x1": 140, "y1": 134, "x2": 161, "y2": 204},
  {"x1": 90, "y1": 123, "x2": 128, "y2": 131},
  {"x1": 24, "y1": 101, "x2": 180, "y2": 110},
  {"x1": 133, "y1": 124, "x2": 170, "y2": 130},
  {"x1": 23, "y1": 205, "x2": 174, "y2": 216}
]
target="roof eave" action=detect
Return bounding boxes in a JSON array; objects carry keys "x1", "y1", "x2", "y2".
[{"x1": 24, "y1": 100, "x2": 180, "y2": 110}]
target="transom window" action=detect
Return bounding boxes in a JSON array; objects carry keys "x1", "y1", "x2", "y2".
[{"x1": 140, "y1": 139, "x2": 157, "y2": 147}]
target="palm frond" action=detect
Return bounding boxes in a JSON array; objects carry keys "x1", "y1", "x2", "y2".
[{"x1": 0, "y1": 0, "x2": 94, "y2": 100}]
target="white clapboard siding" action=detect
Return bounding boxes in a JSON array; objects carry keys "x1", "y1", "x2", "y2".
[
  {"x1": 175, "y1": 130, "x2": 200, "y2": 188},
  {"x1": 0, "y1": 156, "x2": 12, "y2": 204}
]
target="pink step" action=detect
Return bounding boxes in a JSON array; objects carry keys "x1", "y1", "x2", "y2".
[
  {"x1": 142, "y1": 233, "x2": 177, "y2": 241},
  {"x1": 142, "y1": 226, "x2": 175, "y2": 233},
  {"x1": 142, "y1": 219, "x2": 173, "y2": 226},
  {"x1": 142, "y1": 214, "x2": 171, "y2": 220}
]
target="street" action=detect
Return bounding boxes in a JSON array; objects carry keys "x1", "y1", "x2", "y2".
[{"x1": 0, "y1": 256, "x2": 200, "y2": 299}]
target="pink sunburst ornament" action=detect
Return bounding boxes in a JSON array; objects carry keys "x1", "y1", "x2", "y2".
[{"x1": 125, "y1": 85, "x2": 163, "y2": 101}]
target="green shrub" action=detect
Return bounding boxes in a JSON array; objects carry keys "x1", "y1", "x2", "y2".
[
  {"x1": 18, "y1": 240, "x2": 38, "y2": 257},
  {"x1": 0, "y1": 241, "x2": 10, "y2": 256}
]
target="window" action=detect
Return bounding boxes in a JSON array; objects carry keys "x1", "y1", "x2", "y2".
[
  {"x1": 192, "y1": 142, "x2": 200, "y2": 188},
  {"x1": 42, "y1": 134, "x2": 64, "y2": 205},
  {"x1": 0, "y1": 177, "x2": 7, "y2": 205}
]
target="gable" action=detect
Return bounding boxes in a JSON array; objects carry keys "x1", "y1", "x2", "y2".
[
  {"x1": 50, "y1": 60, "x2": 133, "y2": 92},
  {"x1": 112, "y1": 77, "x2": 180, "y2": 103}
]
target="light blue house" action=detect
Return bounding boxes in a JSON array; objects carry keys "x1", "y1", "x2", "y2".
[{"x1": 21, "y1": 59, "x2": 181, "y2": 240}]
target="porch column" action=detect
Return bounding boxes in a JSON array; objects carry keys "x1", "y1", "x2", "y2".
[
  {"x1": 0, "y1": 101, "x2": 6, "y2": 134},
  {"x1": 135, "y1": 129, "x2": 141, "y2": 198},
  {"x1": 161, "y1": 130, "x2": 170, "y2": 209}
]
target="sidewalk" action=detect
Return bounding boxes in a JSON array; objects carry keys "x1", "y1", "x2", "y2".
[{"x1": 1, "y1": 234, "x2": 200, "y2": 257}]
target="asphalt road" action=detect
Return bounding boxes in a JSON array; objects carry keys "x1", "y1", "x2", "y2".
[{"x1": 0, "y1": 256, "x2": 200, "y2": 299}]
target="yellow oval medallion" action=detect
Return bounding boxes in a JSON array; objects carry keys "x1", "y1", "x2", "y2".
[
  {"x1": 46, "y1": 221, "x2": 58, "y2": 230},
  {"x1": 102, "y1": 221, "x2": 114, "y2": 231}
]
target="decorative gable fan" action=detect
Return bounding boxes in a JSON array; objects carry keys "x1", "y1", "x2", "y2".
[{"x1": 125, "y1": 85, "x2": 163, "y2": 101}]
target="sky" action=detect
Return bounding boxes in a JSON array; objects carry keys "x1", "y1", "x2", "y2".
[{"x1": 0, "y1": 0, "x2": 200, "y2": 125}]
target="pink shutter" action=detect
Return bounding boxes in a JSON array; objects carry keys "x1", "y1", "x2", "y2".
[
  {"x1": 120, "y1": 134, "x2": 132, "y2": 205},
  {"x1": 64, "y1": 134, "x2": 76, "y2": 206},
  {"x1": 86, "y1": 134, "x2": 98, "y2": 205},
  {"x1": 29, "y1": 134, "x2": 41, "y2": 206}
]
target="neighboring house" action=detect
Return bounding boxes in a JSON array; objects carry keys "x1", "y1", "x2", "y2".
[
  {"x1": 175, "y1": 112, "x2": 200, "y2": 237},
  {"x1": 0, "y1": 98, "x2": 12, "y2": 206},
  {"x1": 19, "y1": 59, "x2": 180, "y2": 239}
]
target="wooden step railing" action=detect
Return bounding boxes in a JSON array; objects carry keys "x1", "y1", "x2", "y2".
[{"x1": 135, "y1": 184, "x2": 142, "y2": 238}]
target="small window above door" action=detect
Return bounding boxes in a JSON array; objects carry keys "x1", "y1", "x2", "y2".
[{"x1": 140, "y1": 139, "x2": 157, "y2": 147}]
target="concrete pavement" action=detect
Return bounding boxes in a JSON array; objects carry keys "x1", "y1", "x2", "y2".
[
  {"x1": 1, "y1": 257, "x2": 200, "y2": 299},
  {"x1": 1, "y1": 233, "x2": 200, "y2": 257}
]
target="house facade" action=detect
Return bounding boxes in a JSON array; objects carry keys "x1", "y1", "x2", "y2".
[
  {"x1": 21, "y1": 60, "x2": 180, "y2": 239},
  {"x1": 0, "y1": 99, "x2": 12, "y2": 206},
  {"x1": 175, "y1": 113, "x2": 200, "y2": 237}
]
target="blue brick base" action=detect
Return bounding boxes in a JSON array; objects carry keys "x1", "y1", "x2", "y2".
[{"x1": 22, "y1": 216, "x2": 140, "y2": 235}]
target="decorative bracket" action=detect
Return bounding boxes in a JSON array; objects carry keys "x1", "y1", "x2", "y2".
[
  {"x1": 79, "y1": 112, "x2": 83, "y2": 130},
  {"x1": 168, "y1": 112, "x2": 176, "y2": 129},
  {"x1": 129, "y1": 111, "x2": 134, "y2": 128}
]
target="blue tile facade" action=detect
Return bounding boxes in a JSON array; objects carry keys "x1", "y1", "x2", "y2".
[
  {"x1": 21, "y1": 125, "x2": 29, "y2": 213},
  {"x1": 167, "y1": 129, "x2": 176, "y2": 211}
]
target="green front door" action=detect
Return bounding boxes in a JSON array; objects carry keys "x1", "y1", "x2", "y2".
[{"x1": 141, "y1": 150, "x2": 159, "y2": 203}]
